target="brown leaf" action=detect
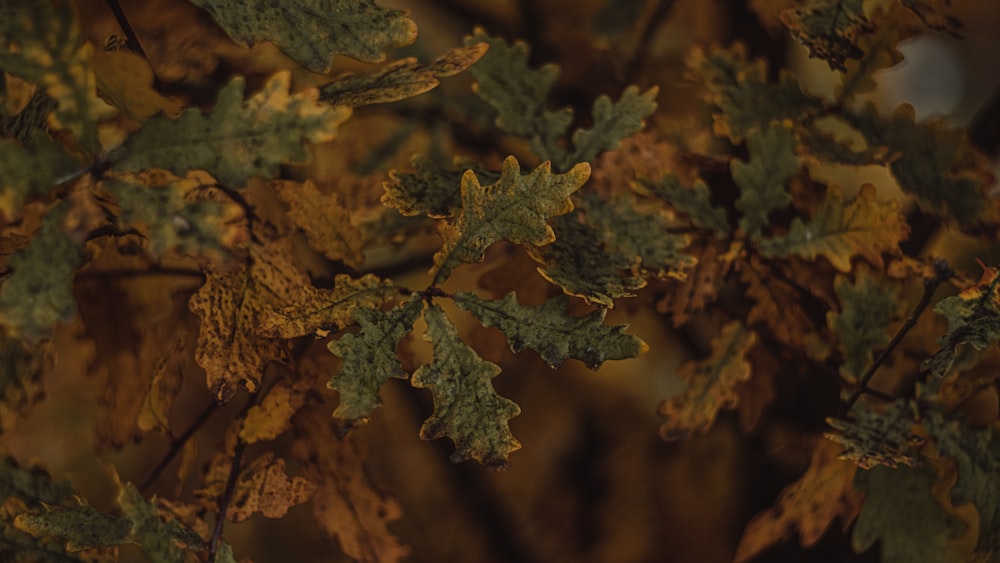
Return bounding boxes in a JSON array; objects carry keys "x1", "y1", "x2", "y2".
[
  {"x1": 655, "y1": 241, "x2": 732, "y2": 327},
  {"x1": 189, "y1": 237, "x2": 306, "y2": 402},
  {"x1": 93, "y1": 45, "x2": 182, "y2": 121},
  {"x1": 735, "y1": 439, "x2": 862, "y2": 562},
  {"x1": 273, "y1": 179, "x2": 366, "y2": 269},
  {"x1": 239, "y1": 371, "x2": 315, "y2": 444},
  {"x1": 198, "y1": 451, "x2": 316, "y2": 522},
  {"x1": 292, "y1": 408, "x2": 409, "y2": 563}
]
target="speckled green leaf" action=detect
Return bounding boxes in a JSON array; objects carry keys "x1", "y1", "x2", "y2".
[
  {"x1": 0, "y1": 456, "x2": 73, "y2": 509},
  {"x1": 780, "y1": 0, "x2": 871, "y2": 71},
  {"x1": 0, "y1": 1, "x2": 98, "y2": 152},
  {"x1": 636, "y1": 174, "x2": 729, "y2": 236},
  {"x1": 321, "y1": 43, "x2": 488, "y2": 107},
  {"x1": 0, "y1": 131, "x2": 79, "y2": 218},
  {"x1": 190, "y1": 0, "x2": 417, "y2": 72},
  {"x1": 732, "y1": 123, "x2": 799, "y2": 236},
  {"x1": 412, "y1": 305, "x2": 520, "y2": 468},
  {"x1": 826, "y1": 400, "x2": 919, "y2": 470},
  {"x1": 852, "y1": 465, "x2": 967, "y2": 563},
  {"x1": 828, "y1": 271, "x2": 901, "y2": 381},
  {"x1": 922, "y1": 265, "x2": 1000, "y2": 381},
  {"x1": 14, "y1": 505, "x2": 130, "y2": 553},
  {"x1": 0, "y1": 203, "x2": 83, "y2": 342},
  {"x1": 327, "y1": 295, "x2": 424, "y2": 428},
  {"x1": 452, "y1": 291, "x2": 646, "y2": 369},
  {"x1": 383, "y1": 155, "x2": 498, "y2": 219},
  {"x1": 925, "y1": 413, "x2": 1000, "y2": 560},
  {"x1": 430, "y1": 156, "x2": 590, "y2": 284},
  {"x1": 116, "y1": 481, "x2": 203, "y2": 563},
  {"x1": 114, "y1": 72, "x2": 349, "y2": 187}
]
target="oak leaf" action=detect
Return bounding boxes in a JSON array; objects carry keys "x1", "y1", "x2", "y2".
[
  {"x1": 923, "y1": 263, "x2": 1000, "y2": 382},
  {"x1": 430, "y1": 156, "x2": 590, "y2": 284},
  {"x1": 732, "y1": 123, "x2": 799, "y2": 236},
  {"x1": 452, "y1": 291, "x2": 647, "y2": 369},
  {"x1": 656, "y1": 241, "x2": 732, "y2": 326},
  {"x1": 739, "y1": 256, "x2": 820, "y2": 354},
  {"x1": 190, "y1": 0, "x2": 417, "y2": 72},
  {"x1": 114, "y1": 72, "x2": 350, "y2": 187},
  {"x1": 828, "y1": 270, "x2": 901, "y2": 381},
  {"x1": 758, "y1": 184, "x2": 908, "y2": 273},
  {"x1": 735, "y1": 439, "x2": 862, "y2": 562},
  {"x1": 636, "y1": 174, "x2": 729, "y2": 237},
  {"x1": 0, "y1": 87, "x2": 56, "y2": 145},
  {"x1": 239, "y1": 373, "x2": 315, "y2": 444},
  {"x1": 272, "y1": 179, "x2": 366, "y2": 268},
  {"x1": 658, "y1": 321, "x2": 757, "y2": 441},
  {"x1": 189, "y1": 237, "x2": 306, "y2": 402},
  {"x1": 92, "y1": 46, "x2": 181, "y2": 121},
  {"x1": 327, "y1": 295, "x2": 424, "y2": 427},
  {"x1": 779, "y1": 0, "x2": 872, "y2": 72},
  {"x1": 383, "y1": 156, "x2": 498, "y2": 219},
  {"x1": 826, "y1": 400, "x2": 920, "y2": 470},
  {"x1": 0, "y1": 131, "x2": 80, "y2": 219},
  {"x1": 412, "y1": 305, "x2": 521, "y2": 467},
  {"x1": 198, "y1": 452, "x2": 317, "y2": 523}
]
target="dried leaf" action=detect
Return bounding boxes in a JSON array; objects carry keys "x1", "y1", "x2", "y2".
[
  {"x1": 0, "y1": 330, "x2": 47, "y2": 434},
  {"x1": 198, "y1": 452, "x2": 317, "y2": 522},
  {"x1": 273, "y1": 179, "x2": 366, "y2": 268},
  {"x1": 451, "y1": 291, "x2": 646, "y2": 369},
  {"x1": 92, "y1": 47, "x2": 181, "y2": 121},
  {"x1": 259, "y1": 274, "x2": 397, "y2": 338},
  {"x1": 780, "y1": 0, "x2": 872, "y2": 72},
  {"x1": 114, "y1": 72, "x2": 350, "y2": 187},
  {"x1": 826, "y1": 400, "x2": 920, "y2": 470},
  {"x1": 383, "y1": 156, "x2": 498, "y2": 219},
  {"x1": 740, "y1": 256, "x2": 819, "y2": 353},
  {"x1": 656, "y1": 241, "x2": 732, "y2": 326},
  {"x1": 239, "y1": 373, "x2": 314, "y2": 444},
  {"x1": 412, "y1": 305, "x2": 521, "y2": 467},
  {"x1": 190, "y1": 0, "x2": 417, "y2": 72},
  {"x1": 658, "y1": 321, "x2": 757, "y2": 441}
]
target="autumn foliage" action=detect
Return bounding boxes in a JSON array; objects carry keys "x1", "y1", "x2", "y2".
[{"x1": 1, "y1": 0, "x2": 999, "y2": 562}]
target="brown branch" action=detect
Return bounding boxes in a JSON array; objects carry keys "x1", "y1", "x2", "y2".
[
  {"x1": 103, "y1": 0, "x2": 152, "y2": 67},
  {"x1": 624, "y1": 0, "x2": 679, "y2": 84},
  {"x1": 139, "y1": 401, "x2": 220, "y2": 492},
  {"x1": 208, "y1": 436, "x2": 246, "y2": 562},
  {"x1": 843, "y1": 259, "x2": 954, "y2": 411}
]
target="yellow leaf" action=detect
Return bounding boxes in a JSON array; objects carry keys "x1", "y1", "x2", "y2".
[
  {"x1": 272, "y1": 179, "x2": 365, "y2": 268},
  {"x1": 92, "y1": 47, "x2": 181, "y2": 121}
]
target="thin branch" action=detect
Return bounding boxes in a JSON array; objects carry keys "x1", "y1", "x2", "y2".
[
  {"x1": 844, "y1": 259, "x2": 954, "y2": 411},
  {"x1": 103, "y1": 0, "x2": 151, "y2": 65},
  {"x1": 139, "y1": 401, "x2": 220, "y2": 492},
  {"x1": 624, "y1": 0, "x2": 679, "y2": 84},
  {"x1": 208, "y1": 436, "x2": 247, "y2": 562}
]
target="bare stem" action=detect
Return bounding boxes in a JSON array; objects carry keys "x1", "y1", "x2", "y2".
[{"x1": 139, "y1": 401, "x2": 220, "y2": 492}]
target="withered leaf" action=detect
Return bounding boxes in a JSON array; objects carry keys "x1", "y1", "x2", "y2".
[
  {"x1": 272, "y1": 179, "x2": 365, "y2": 269},
  {"x1": 259, "y1": 274, "x2": 397, "y2": 338},
  {"x1": 198, "y1": 451, "x2": 317, "y2": 522}
]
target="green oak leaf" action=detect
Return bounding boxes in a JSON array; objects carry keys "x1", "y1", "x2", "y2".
[
  {"x1": 925, "y1": 413, "x2": 1000, "y2": 560},
  {"x1": 852, "y1": 465, "x2": 967, "y2": 563},
  {"x1": 922, "y1": 265, "x2": 1000, "y2": 381},
  {"x1": 732, "y1": 123, "x2": 799, "y2": 237},
  {"x1": 0, "y1": 203, "x2": 84, "y2": 342},
  {"x1": 635, "y1": 174, "x2": 729, "y2": 236},
  {"x1": 189, "y1": 0, "x2": 417, "y2": 72},
  {"x1": 827, "y1": 270, "x2": 901, "y2": 381},
  {"x1": 0, "y1": 0, "x2": 99, "y2": 152},
  {"x1": 113, "y1": 72, "x2": 349, "y2": 187},
  {"x1": 116, "y1": 481, "x2": 203, "y2": 563},
  {"x1": 383, "y1": 156, "x2": 498, "y2": 219},
  {"x1": 0, "y1": 131, "x2": 79, "y2": 219},
  {"x1": 430, "y1": 156, "x2": 590, "y2": 284},
  {"x1": 780, "y1": 0, "x2": 871, "y2": 71},
  {"x1": 0, "y1": 330, "x2": 47, "y2": 434},
  {"x1": 452, "y1": 291, "x2": 646, "y2": 369},
  {"x1": 826, "y1": 400, "x2": 920, "y2": 470},
  {"x1": 412, "y1": 305, "x2": 521, "y2": 468},
  {"x1": 327, "y1": 295, "x2": 424, "y2": 428},
  {"x1": 14, "y1": 505, "x2": 131, "y2": 553},
  {"x1": 0, "y1": 456, "x2": 73, "y2": 509},
  {"x1": 562, "y1": 85, "x2": 658, "y2": 170}
]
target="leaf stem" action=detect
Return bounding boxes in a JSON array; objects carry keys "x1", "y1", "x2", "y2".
[
  {"x1": 139, "y1": 401, "x2": 219, "y2": 492},
  {"x1": 843, "y1": 259, "x2": 954, "y2": 411}
]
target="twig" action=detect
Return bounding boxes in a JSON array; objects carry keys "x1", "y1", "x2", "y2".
[
  {"x1": 624, "y1": 0, "x2": 678, "y2": 84},
  {"x1": 103, "y1": 0, "x2": 151, "y2": 63},
  {"x1": 843, "y1": 259, "x2": 954, "y2": 410},
  {"x1": 208, "y1": 437, "x2": 247, "y2": 562},
  {"x1": 139, "y1": 401, "x2": 220, "y2": 492}
]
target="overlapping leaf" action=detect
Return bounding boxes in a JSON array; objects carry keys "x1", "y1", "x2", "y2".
[
  {"x1": 779, "y1": 0, "x2": 872, "y2": 71},
  {"x1": 273, "y1": 179, "x2": 365, "y2": 268},
  {"x1": 412, "y1": 305, "x2": 521, "y2": 467},
  {"x1": 0, "y1": 203, "x2": 84, "y2": 342},
  {"x1": 739, "y1": 256, "x2": 822, "y2": 354},
  {"x1": 239, "y1": 374, "x2": 314, "y2": 444},
  {"x1": 563, "y1": 86, "x2": 658, "y2": 170},
  {"x1": 190, "y1": 0, "x2": 417, "y2": 72},
  {"x1": 923, "y1": 264, "x2": 1000, "y2": 380},
  {"x1": 732, "y1": 123, "x2": 799, "y2": 236},
  {"x1": 189, "y1": 237, "x2": 306, "y2": 402},
  {"x1": 636, "y1": 174, "x2": 729, "y2": 236},
  {"x1": 327, "y1": 295, "x2": 424, "y2": 427},
  {"x1": 852, "y1": 465, "x2": 968, "y2": 563},
  {"x1": 658, "y1": 321, "x2": 757, "y2": 441},
  {"x1": 383, "y1": 156, "x2": 498, "y2": 219},
  {"x1": 198, "y1": 451, "x2": 317, "y2": 522},
  {"x1": 758, "y1": 184, "x2": 908, "y2": 273},
  {"x1": 260, "y1": 274, "x2": 396, "y2": 339},
  {"x1": 0, "y1": 0, "x2": 99, "y2": 151},
  {"x1": 826, "y1": 400, "x2": 920, "y2": 470},
  {"x1": 828, "y1": 270, "x2": 901, "y2": 381},
  {"x1": 0, "y1": 330, "x2": 46, "y2": 434},
  {"x1": 0, "y1": 131, "x2": 79, "y2": 218},
  {"x1": 321, "y1": 43, "x2": 488, "y2": 107},
  {"x1": 114, "y1": 72, "x2": 350, "y2": 187},
  {"x1": 452, "y1": 291, "x2": 646, "y2": 369},
  {"x1": 735, "y1": 439, "x2": 862, "y2": 562},
  {"x1": 430, "y1": 156, "x2": 590, "y2": 284},
  {"x1": 92, "y1": 46, "x2": 181, "y2": 121},
  {"x1": 0, "y1": 88, "x2": 56, "y2": 145}
]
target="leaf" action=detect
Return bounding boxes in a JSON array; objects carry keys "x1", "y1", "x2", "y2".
[
  {"x1": 658, "y1": 320, "x2": 757, "y2": 441},
  {"x1": 137, "y1": 331, "x2": 197, "y2": 435},
  {"x1": 779, "y1": 0, "x2": 872, "y2": 72},
  {"x1": 113, "y1": 476, "x2": 204, "y2": 563},
  {"x1": 0, "y1": 202, "x2": 84, "y2": 342},
  {"x1": 327, "y1": 295, "x2": 424, "y2": 427},
  {"x1": 837, "y1": 5, "x2": 920, "y2": 100},
  {"x1": 579, "y1": 192, "x2": 695, "y2": 279},
  {"x1": 430, "y1": 156, "x2": 590, "y2": 284},
  {"x1": 260, "y1": 275, "x2": 397, "y2": 339},
  {"x1": 0, "y1": 0, "x2": 99, "y2": 151},
  {"x1": 383, "y1": 156, "x2": 498, "y2": 219},
  {"x1": 0, "y1": 498, "x2": 111, "y2": 563},
  {"x1": 0, "y1": 330, "x2": 47, "y2": 434},
  {"x1": 114, "y1": 72, "x2": 350, "y2": 187},
  {"x1": 739, "y1": 256, "x2": 821, "y2": 354},
  {"x1": 0, "y1": 89, "x2": 56, "y2": 145},
  {"x1": 189, "y1": 237, "x2": 307, "y2": 402},
  {"x1": 14, "y1": 505, "x2": 131, "y2": 552},
  {"x1": 291, "y1": 407, "x2": 409, "y2": 563},
  {"x1": 412, "y1": 304, "x2": 521, "y2": 467},
  {"x1": 758, "y1": 184, "x2": 908, "y2": 273},
  {"x1": 687, "y1": 44, "x2": 820, "y2": 141},
  {"x1": 562, "y1": 85, "x2": 658, "y2": 170},
  {"x1": 198, "y1": 452, "x2": 317, "y2": 522},
  {"x1": 656, "y1": 241, "x2": 732, "y2": 326},
  {"x1": 852, "y1": 464, "x2": 968, "y2": 563},
  {"x1": 272, "y1": 179, "x2": 365, "y2": 268},
  {"x1": 825, "y1": 400, "x2": 920, "y2": 470},
  {"x1": 190, "y1": 0, "x2": 417, "y2": 72},
  {"x1": 843, "y1": 103, "x2": 994, "y2": 225},
  {"x1": 923, "y1": 264, "x2": 1000, "y2": 380},
  {"x1": 0, "y1": 131, "x2": 80, "y2": 218},
  {"x1": 530, "y1": 212, "x2": 646, "y2": 307},
  {"x1": 105, "y1": 171, "x2": 242, "y2": 256},
  {"x1": 0, "y1": 456, "x2": 73, "y2": 508},
  {"x1": 925, "y1": 412, "x2": 1000, "y2": 560},
  {"x1": 451, "y1": 291, "x2": 647, "y2": 369},
  {"x1": 92, "y1": 46, "x2": 181, "y2": 121},
  {"x1": 828, "y1": 270, "x2": 901, "y2": 381},
  {"x1": 239, "y1": 373, "x2": 314, "y2": 444},
  {"x1": 732, "y1": 122, "x2": 799, "y2": 236},
  {"x1": 735, "y1": 439, "x2": 862, "y2": 562},
  {"x1": 320, "y1": 43, "x2": 488, "y2": 107},
  {"x1": 636, "y1": 174, "x2": 729, "y2": 236}
]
